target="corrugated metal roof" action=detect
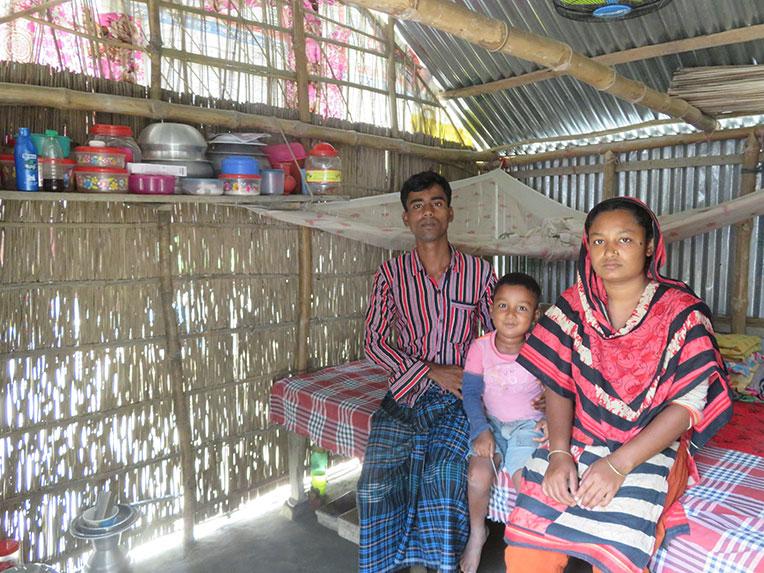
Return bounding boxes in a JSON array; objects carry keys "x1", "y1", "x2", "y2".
[{"x1": 396, "y1": 0, "x2": 764, "y2": 148}]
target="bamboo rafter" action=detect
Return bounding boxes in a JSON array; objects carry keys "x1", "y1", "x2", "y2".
[{"x1": 342, "y1": 0, "x2": 718, "y2": 133}]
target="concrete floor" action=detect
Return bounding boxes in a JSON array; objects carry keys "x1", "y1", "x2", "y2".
[{"x1": 132, "y1": 469, "x2": 590, "y2": 573}]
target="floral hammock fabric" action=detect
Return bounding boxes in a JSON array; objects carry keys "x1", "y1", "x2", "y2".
[{"x1": 251, "y1": 169, "x2": 764, "y2": 259}]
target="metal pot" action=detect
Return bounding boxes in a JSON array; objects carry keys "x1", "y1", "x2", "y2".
[{"x1": 138, "y1": 123, "x2": 207, "y2": 161}]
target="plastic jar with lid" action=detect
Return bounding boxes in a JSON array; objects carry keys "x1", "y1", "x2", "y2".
[
  {"x1": 89, "y1": 123, "x2": 142, "y2": 163},
  {"x1": 304, "y1": 142, "x2": 341, "y2": 195}
]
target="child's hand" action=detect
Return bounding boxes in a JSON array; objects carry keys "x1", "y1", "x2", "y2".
[
  {"x1": 472, "y1": 430, "x2": 495, "y2": 458},
  {"x1": 533, "y1": 419, "x2": 549, "y2": 443},
  {"x1": 532, "y1": 386, "x2": 546, "y2": 412}
]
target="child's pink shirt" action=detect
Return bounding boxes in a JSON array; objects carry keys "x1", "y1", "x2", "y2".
[{"x1": 464, "y1": 331, "x2": 543, "y2": 422}]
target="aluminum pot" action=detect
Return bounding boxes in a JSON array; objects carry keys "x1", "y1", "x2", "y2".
[{"x1": 138, "y1": 123, "x2": 207, "y2": 161}]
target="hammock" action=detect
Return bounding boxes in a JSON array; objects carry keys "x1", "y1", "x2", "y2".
[{"x1": 251, "y1": 170, "x2": 764, "y2": 259}]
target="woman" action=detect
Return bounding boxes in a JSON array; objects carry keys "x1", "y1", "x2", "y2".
[{"x1": 504, "y1": 197, "x2": 732, "y2": 573}]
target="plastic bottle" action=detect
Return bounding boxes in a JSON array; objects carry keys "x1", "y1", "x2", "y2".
[
  {"x1": 14, "y1": 127, "x2": 38, "y2": 191},
  {"x1": 310, "y1": 446, "x2": 329, "y2": 496},
  {"x1": 304, "y1": 142, "x2": 342, "y2": 195},
  {"x1": 39, "y1": 129, "x2": 66, "y2": 191}
]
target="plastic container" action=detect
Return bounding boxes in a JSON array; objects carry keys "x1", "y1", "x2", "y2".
[
  {"x1": 90, "y1": 123, "x2": 141, "y2": 163},
  {"x1": 74, "y1": 142, "x2": 127, "y2": 168},
  {"x1": 263, "y1": 142, "x2": 306, "y2": 165},
  {"x1": 310, "y1": 447, "x2": 329, "y2": 496},
  {"x1": 31, "y1": 132, "x2": 71, "y2": 158},
  {"x1": 220, "y1": 173, "x2": 261, "y2": 195},
  {"x1": 128, "y1": 173, "x2": 176, "y2": 195},
  {"x1": 0, "y1": 539, "x2": 20, "y2": 571},
  {"x1": 74, "y1": 166, "x2": 129, "y2": 193},
  {"x1": 260, "y1": 169, "x2": 285, "y2": 195},
  {"x1": 0, "y1": 154, "x2": 15, "y2": 190},
  {"x1": 39, "y1": 158, "x2": 76, "y2": 192},
  {"x1": 220, "y1": 155, "x2": 260, "y2": 175},
  {"x1": 181, "y1": 178, "x2": 225, "y2": 196},
  {"x1": 14, "y1": 127, "x2": 38, "y2": 191},
  {"x1": 304, "y1": 142, "x2": 341, "y2": 195}
]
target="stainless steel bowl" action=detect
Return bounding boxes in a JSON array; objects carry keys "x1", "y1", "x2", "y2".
[{"x1": 138, "y1": 123, "x2": 207, "y2": 161}]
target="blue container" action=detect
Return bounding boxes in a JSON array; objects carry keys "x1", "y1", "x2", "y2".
[
  {"x1": 14, "y1": 127, "x2": 39, "y2": 191},
  {"x1": 220, "y1": 155, "x2": 259, "y2": 175}
]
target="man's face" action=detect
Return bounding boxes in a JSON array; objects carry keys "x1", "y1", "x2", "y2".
[{"x1": 402, "y1": 184, "x2": 453, "y2": 243}]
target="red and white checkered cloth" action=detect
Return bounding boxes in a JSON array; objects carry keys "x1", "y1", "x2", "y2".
[
  {"x1": 269, "y1": 361, "x2": 764, "y2": 573},
  {"x1": 269, "y1": 360, "x2": 388, "y2": 459}
]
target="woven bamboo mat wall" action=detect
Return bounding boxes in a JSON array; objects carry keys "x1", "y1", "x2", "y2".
[{"x1": 0, "y1": 67, "x2": 477, "y2": 568}]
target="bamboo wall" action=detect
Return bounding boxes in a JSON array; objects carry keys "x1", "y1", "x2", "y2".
[{"x1": 0, "y1": 67, "x2": 478, "y2": 569}]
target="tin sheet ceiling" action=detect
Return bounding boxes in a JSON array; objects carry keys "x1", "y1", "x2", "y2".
[{"x1": 395, "y1": 0, "x2": 764, "y2": 149}]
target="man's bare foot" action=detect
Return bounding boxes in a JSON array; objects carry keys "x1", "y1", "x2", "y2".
[{"x1": 459, "y1": 524, "x2": 489, "y2": 573}]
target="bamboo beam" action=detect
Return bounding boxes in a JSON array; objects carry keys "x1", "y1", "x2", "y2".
[
  {"x1": 503, "y1": 125, "x2": 764, "y2": 166},
  {"x1": 602, "y1": 150, "x2": 617, "y2": 200},
  {"x1": 157, "y1": 210, "x2": 197, "y2": 547},
  {"x1": 0, "y1": 0, "x2": 70, "y2": 25},
  {"x1": 442, "y1": 23, "x2": 764, "y2": 100},
  {"x1": 387, "y1": 18, "x2": 400, "y2": 137},
  {"x1": 0, "y1": 82, "x2": 490, "y2": 161},
  {"x1": 343, "y1": 0, "x2": 717, "y2": 133},
  {"x1": 296, "y1": 226, "x2": 312, "y2": 374},
  {"x1": 731, "y1": 132, "x2": 762, "y2": 333},
  {"x1": 291, "y1": 0, "x2": 311, "y2": 124},
  {"x1": 146, "y1": 0, "x2": 163, "y2": 99}
]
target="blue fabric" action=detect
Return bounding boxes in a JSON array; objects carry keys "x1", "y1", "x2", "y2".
[
  {"x1": 357, "y1": 388, "x2": 470, "y2": 573},
  {"x1": 489, "y1": 416, "x2": 542, "y2": 476},
  {"x1": 462, "y1": 371, "x2": 490, "y2": 442}
]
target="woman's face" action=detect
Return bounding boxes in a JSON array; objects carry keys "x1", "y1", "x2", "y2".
[{"x1": 587, "y1": 209, "x2": 654, "y2": 285}]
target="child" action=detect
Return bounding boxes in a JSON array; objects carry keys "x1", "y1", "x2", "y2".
[{"x1": 459, "y1": 272, "x2": 547, "y2": 573}]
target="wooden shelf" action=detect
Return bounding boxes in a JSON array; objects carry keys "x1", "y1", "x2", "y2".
[{"x1": 0, "y1": 190, "x2": 346, "y2": 208}]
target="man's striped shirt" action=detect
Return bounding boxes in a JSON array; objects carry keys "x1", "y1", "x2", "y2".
[{"x1": 364, "y1": 246, "x2": 496, "y2": 405}]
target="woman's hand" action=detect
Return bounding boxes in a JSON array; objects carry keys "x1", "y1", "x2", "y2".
[
  {"x1": 472, "y1": 429, "x2": 495, "y2": 458},
  {"x1": 576, "y1": 456, "x2": 626, "y2": 509},
  {"x1": 542, "y1": 452, "x2": 578, "y2": 506}
]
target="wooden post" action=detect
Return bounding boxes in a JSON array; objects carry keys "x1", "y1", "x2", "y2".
[
  {"x1": 158, "y1": 210, "x2": 197, "y2": 546},
  {"x1": 291, "y1": 0, "x2": 311, "y2": 124},
  {"x1": 147, "y1": 0, "x2": 163, "y2": 100},
  {"x1": 730, "y1": 132, "x2": 762, "y2": 333},
  {"x1": 602, "y1": 150, "x2": 617, "y2": 200},
  {"x1": 386, "y1": 18, "x2": 400, "y2": 137},
  {"x1": 283, "y1": 226, "x2": 313, "y2": 518}
]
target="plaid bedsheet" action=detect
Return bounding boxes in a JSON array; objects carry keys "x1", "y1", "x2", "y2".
[{"x1": 269, "y1": 361, "x2": 764, "y2": 573}]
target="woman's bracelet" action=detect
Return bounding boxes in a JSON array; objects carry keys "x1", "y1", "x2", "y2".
[
  {"x1": 548, "y1": 449, "x2": 572, "y2": 459},
  {"x1": 605, "y1": 457, "x2": 627, "y2": 478}
]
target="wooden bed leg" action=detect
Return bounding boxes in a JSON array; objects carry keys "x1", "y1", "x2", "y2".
[{"x1": 282, "y1": 431, "x2": 310, "y2": 519}]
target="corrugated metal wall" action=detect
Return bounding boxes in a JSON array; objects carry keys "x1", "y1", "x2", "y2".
[{"x1": 498, "y1": 139, "x2": 763, "y2": 320}]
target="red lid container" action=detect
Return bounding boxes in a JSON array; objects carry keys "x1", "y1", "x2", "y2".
[
  {"x1": 90, "y1": 123, "x2": 134, "y2": 138},
  {"x1": 309, "y1": 142, "x2": 338, "y2": 157}
]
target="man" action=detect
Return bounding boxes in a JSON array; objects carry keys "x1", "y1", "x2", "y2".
[{"x1": 359, "y1": 171, "x2": 496, "y2": 572}]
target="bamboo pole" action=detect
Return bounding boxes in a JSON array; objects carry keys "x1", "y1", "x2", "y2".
[
  {"x1": 296, "y1": 226, "x2": 312, "y2": 374},
  {"x1": 602, "y1": 150, "x2": 617, "y2": 200},
  {"x1": 291, "y1": 0, "x2": 311, "y2": 124},
  {"x1": 158, "y1": 210, "x2": 197, "y2": 547},
  {"x1": 387, "y1": 18, "x2": 400, "y2": 137},
  {"x1": 0, "y1": 82, "x2": 490, "y2": 161},
  {"x1": 0, "y1": 0, "x2": 70, "y2": 25},
  {"x1": 503, "y1": 126, "x2": 764, "y2": 166},
  {"x1": 730, "y1": 132, "x2": 762, "y2": 333},
  {"x1": 344, "y1": 0, "x2": 717, "y2": 133},
  {"x1": 146, "y1": 0, "x2": 164, "y2": 99}
]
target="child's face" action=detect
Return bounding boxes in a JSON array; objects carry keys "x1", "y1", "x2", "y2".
[{"x1": 490, "y1": 284, "x2": 539, "y2": 339}]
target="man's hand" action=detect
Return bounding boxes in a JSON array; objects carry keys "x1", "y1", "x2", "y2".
[
  {"x1": 532, "y1": 385, "x2": 546, "y2": 412},
  {"x1": 427, "y1": 364, "x2": 463, "y2": 397},
  {"x1": 472, "y1": 429, "x2": 495, "y2": 458}
]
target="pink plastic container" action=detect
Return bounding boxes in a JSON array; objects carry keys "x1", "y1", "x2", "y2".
[
  {"x1": 75, "y1": 166, "x2": 129, "y2": 193},
  {"x1": 263, "y1": 142, "x2": 306, "y2": 164},
  {"x1": 128, "y1": 173, "x2": 176, "y2": 195}
]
